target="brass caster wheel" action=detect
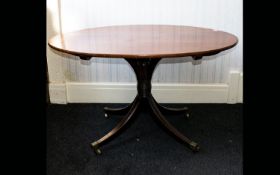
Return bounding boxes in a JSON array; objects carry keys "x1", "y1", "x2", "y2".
[
  {"x1": 91, "y1": 142, "x2": 102, "y2": 155},
  {"x1": 94, "y1": 148, "x2": 102, "y2": 155},
  {"x1": 185, "y1": 113, "x2": 190, "y2": 118},
  {"x1": 189, "y1": 141, "x2": 200, "y2": 152},
  {"x1": 104, "y1": 113, "x2": 109, "y2": 118}
]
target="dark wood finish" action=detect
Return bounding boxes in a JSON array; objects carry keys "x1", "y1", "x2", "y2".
[
  {"x1": 48, "y1": 25, "x2": 238, "y2": 59},
  {"x1": 92, "y1": 94, "x2": 140, "y2": 155},
  {"x1": 104, "y1": 105, "x2": 132, "y2": 116},
  {"x1": 48, "y1": 25, "x2": 238, "y2": 154},
  {"x1": 91, "y1": 59, "x2": 199, "y2": 154},
  {"x1": 152, "y1": 96, "x2": 189, "y2": 114}
]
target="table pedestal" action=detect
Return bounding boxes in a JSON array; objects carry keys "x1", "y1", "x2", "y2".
[{"x1": 91, "y1": 58, "x2": 200, "y2": 155}]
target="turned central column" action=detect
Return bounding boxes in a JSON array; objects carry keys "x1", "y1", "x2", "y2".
[{"x1": 125, "y1": 58, "x2": 161, "y2": 99}]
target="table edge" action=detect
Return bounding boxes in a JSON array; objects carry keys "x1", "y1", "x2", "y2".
[{"x1": 48, "y1": 41, "x2": 237, "y2": 59}]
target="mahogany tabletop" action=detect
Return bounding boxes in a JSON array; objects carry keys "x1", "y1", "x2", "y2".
[{"x1": 48, "y1": 25, "x2": 238, "y2": 59}]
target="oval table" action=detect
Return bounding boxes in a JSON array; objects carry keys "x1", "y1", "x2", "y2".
[{"x1": 48, "y1": 25, "x2": 238, "y2": 155}]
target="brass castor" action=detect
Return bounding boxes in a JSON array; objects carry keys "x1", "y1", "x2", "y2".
[
  {"x1": 104, "y1": 113, "x2": 109, "y2": 118},
  {"x1": 186, "y1": 113, "x2": 190, "y2": 118},
  {"x1": 189, "y1": 141, "x2": 200, "y2": 152},
  {"x1": 91, "y1": 142, "x2": 102, "y2": 155}
]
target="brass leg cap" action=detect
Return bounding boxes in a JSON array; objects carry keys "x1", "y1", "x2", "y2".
[
  {"x1": 91, "y1": 142, "x2": 102, "y2": 155},
  {"x1": 189, "y1": 141, "x2": 200, "y2": 152}
]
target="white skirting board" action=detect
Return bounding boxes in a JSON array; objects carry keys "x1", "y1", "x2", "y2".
[{"x1": 49, "y1": 71, "x2": 243, "y2": 104}]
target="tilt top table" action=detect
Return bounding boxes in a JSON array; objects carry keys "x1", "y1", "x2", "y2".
[{"x1": 48, "y1": 25, "x2": 238, "y2": 155}]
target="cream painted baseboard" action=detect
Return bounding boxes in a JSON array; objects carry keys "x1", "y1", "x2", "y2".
[
  {"x1": 49, "y1": 83, "x2": 67, "y2": 104},
  {"x1": 49, "y1": 72, "x2": 243, "y2": 104}
]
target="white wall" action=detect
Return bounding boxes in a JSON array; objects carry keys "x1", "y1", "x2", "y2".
[{"x1": 47, "y1": 0, "x2": 243, "y2": 104}]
